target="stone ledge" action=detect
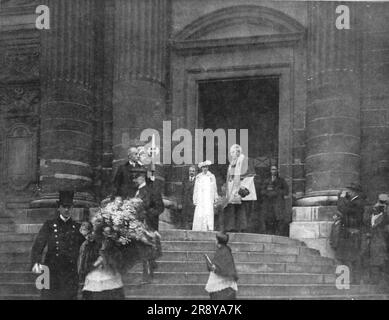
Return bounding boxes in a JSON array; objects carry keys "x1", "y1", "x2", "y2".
[
  {"x1": 290, "y1": 221, "x2": 332, "y2": 239},
  {"x1": 292, "y1": 206, "x2": 336, "y2": 221}
]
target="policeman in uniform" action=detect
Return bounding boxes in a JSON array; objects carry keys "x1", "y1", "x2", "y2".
[{"x1": 30, "y1": 191, "x2": 85, "y2": 300}]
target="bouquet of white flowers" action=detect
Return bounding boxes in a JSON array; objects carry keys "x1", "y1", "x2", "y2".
[{"x1": 92, "y1": 197, "x2": 160, "y2": 250}]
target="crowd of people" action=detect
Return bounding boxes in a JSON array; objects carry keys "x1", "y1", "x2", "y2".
[
  {"x1": 30, "y1": 146, "x2": 239, "y2": 300},
  {"x1": 30, "y1": 143, "x2": 389, "y2": 300},
  {"x1": 330, "y1": 184, "x2": 389, "y2": 285},
  {"x1": 180, "y1": 144, "x2": 290, "y2": 236}
]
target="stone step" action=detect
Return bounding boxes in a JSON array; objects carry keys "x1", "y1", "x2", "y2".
[
  {"x1": 0, "y1": 233, "x2": 35, "y2": 242},
  {"x1": 4, "y1": 228, "x2": 305, "y2": 247},
  {"x1": 159, "y1": 230, "x2": 304, "y2": 246},
  {"x1": 0, "y1": 250, "x2": 334, "y2": 265},
  {"x1": 124, "y1": 283, "x2": 384, "y2": 297},
  {"x1": 1, "y1": 293, "x2": 388, "y2": 300},
  {"x1": 0, "y1": 261, "x2": 336, "y2": 274},
  {"x1": 0, "y1": 271, "x2": 337, "y2": 285},
  {"x1": 0, "y1": 225, "x2": 14, "y2": 233},
  {"x1": 132, "y1": 283, "x2": 383, "y2": 297},
  {"x1": 161, "y1": 241, "x2": 319, "y2": 256},
  {"x1": 0, "y1": 239, "x2": 319, "y2": 257},
  {"x1": 124, "y1": 294, "x2": 389, "y2": 300},
  {"x1": 130, "y1": 261, "x2": 335, "y2": 274},
  {"x1": 0, "y1": 282, "x2": 381, "y2": 297}
]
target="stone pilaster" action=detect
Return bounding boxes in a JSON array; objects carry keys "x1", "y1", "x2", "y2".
[
  {"x1": 32, "y1": 0, "x2": 96, "y2": 207},
  {"x1": 112, "y1": 0, "x2": 169, "y2": 190},
  {"x1": 291, "y1": 2, "x2": 361, "y2": 257}
]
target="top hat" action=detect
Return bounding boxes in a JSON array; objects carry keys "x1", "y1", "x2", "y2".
[
  {"x1": 58, "y1": 191, "x2": 74, "y2": 206},
  {"x1": 346, "y1": 183, "x2": 363, "y2": 193}
]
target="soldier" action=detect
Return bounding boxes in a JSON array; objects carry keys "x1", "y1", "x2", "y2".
[{"x1": 30, "y1": 191, "x2": 85, "y2": 300}]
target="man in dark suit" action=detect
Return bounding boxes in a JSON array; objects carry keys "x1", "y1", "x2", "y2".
[
  {"x1": 30, "y1": 191, "x2": 85, "y2": 300},
  {"x1": 260, "y1": 166, "x2": 289, "y2": 236},
  {"x1": 113, "y1": 147, "x2": 145, "y2": 198},
  {"x1": 180, "y1": 165, "x2": 196, "y2": 230},
  {"x1": 134, "y1": 170, "x2": 164, "y2": 282}
]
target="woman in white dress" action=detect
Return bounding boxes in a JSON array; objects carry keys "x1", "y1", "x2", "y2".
[{"x1": 192, "y1": 160, "x2": 218, "y2": 231}]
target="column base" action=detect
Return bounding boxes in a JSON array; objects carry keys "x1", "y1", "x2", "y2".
[
  {"x1": 30, "y1": 191, "x2": 97, "y2": 208},
  {"x1": 290, "y1": 206, "x2": 337, "y2": 258}
]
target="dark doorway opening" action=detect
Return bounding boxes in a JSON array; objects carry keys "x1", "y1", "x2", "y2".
[{"x1": 198, "y1": 76, "x2": 279, "y2": 188}]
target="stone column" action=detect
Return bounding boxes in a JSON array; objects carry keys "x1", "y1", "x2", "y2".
[
  {"x1": 291, "y1": 2, "x2": 361, "y2": 257},
  {"x1": 112, "y1": 0, "x2": 169, "y2": 190},
  {"x1": 32, "y1": 0, "x2": 96, "y2": 207}
]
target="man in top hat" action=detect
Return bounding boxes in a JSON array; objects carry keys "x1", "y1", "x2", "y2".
[
  {"x1": 30, "y1": 191, "x2": 85, "y2": 300},
  {"x1": 335, "y1": 182, "x2": 365, "y2": 284},
  {"x1": 113, "y1": 147, "x2": 145, "y2": 199}
]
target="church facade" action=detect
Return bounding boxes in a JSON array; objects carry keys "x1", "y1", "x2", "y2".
[{"x1": 1, "y1": 0, "x2": 389, "y2": 257}]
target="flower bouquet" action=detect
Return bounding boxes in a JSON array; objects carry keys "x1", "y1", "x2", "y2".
[{"x1": 88, "y1": 197, "x2": 162, "y2": 271}]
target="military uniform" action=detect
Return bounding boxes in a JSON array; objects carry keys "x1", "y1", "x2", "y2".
[{"x1": 31, "y1": 215, "x2": 85, "y2": 300}]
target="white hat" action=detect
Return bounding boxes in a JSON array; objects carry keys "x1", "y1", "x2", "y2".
[{"x1": 198, "y1": 160, "x2": 212, "y2": 168}]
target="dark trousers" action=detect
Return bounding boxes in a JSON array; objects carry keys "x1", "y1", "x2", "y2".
[
  {"x1": 82, "y1": 287, "x2": 125, "y2": 300},
  {"x1": 142, "y1": 259, "x2": 157, "y2": 281},
  {"x1": 223, "y1": 204, "x2": 247, "y2": 232},
  {"x1": 209, "y1": 287, "x2": 237, "y2": 300},
  {"x1": 265, "y1": 216, "x2": 289, "y2": 236},
  {"x1": 40, "y1": 268, "x2": 79, "y2": 300},
  {"x1": 182, "y1": 206, "x2": 195, "y2": 230}
]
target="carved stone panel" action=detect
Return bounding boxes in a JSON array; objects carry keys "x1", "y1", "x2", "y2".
[{"x1": 5, "y1": 125, "x2": 36, "y2": 191}]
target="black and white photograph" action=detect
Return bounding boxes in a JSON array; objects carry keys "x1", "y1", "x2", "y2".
[{"x1": 1, "y1": 0, "x2": 389, "y2": 303}]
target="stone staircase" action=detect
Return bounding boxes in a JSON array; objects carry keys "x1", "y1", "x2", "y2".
[{"x1": 0, "y1": 226, "x2": 388, "y2": 300}]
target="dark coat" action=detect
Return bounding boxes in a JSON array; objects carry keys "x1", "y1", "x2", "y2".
[
  {"x1": 113, "y1": 161, "x2": 144, "y2": 198},
  {"x1": 334, "y1": 194, "x2": 365, "y2": 263},
  {"x1": 208, "y1": 244, "x2": 238, "y2": 282},
  {"x1": 362, "y1": 205, "x2": 389, "y2": 267},
  {"x1": 181, "y1": 177, "x2": 196, "y2": 226},
  {"x1": 30, "y1": 215, "x2": 85, "y2": 300},
  {"x1": 260, "y1": 176, "x2": 289, "y2": 221},
  {"x1": 337, "y1": 194, "x2": 364, "y2": 229},
  {"x1": 136, "y1": 185, "x2": 164, "y2": 231}
]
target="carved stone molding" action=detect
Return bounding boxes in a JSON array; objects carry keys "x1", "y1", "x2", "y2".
[
  {"x1": 0, "y1": 85, "x2": 40, "y2": 117},
  {"x1": 172, "y1": 5, "x2": 305, "y2": 52},
  {"x1": 4, "y1": 124, "x2": 37, "y2": 191}
]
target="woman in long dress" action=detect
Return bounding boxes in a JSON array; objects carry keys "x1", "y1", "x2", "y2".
[{"x1": 192, "y1": 160, "x2": 218, "y2": 231}]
